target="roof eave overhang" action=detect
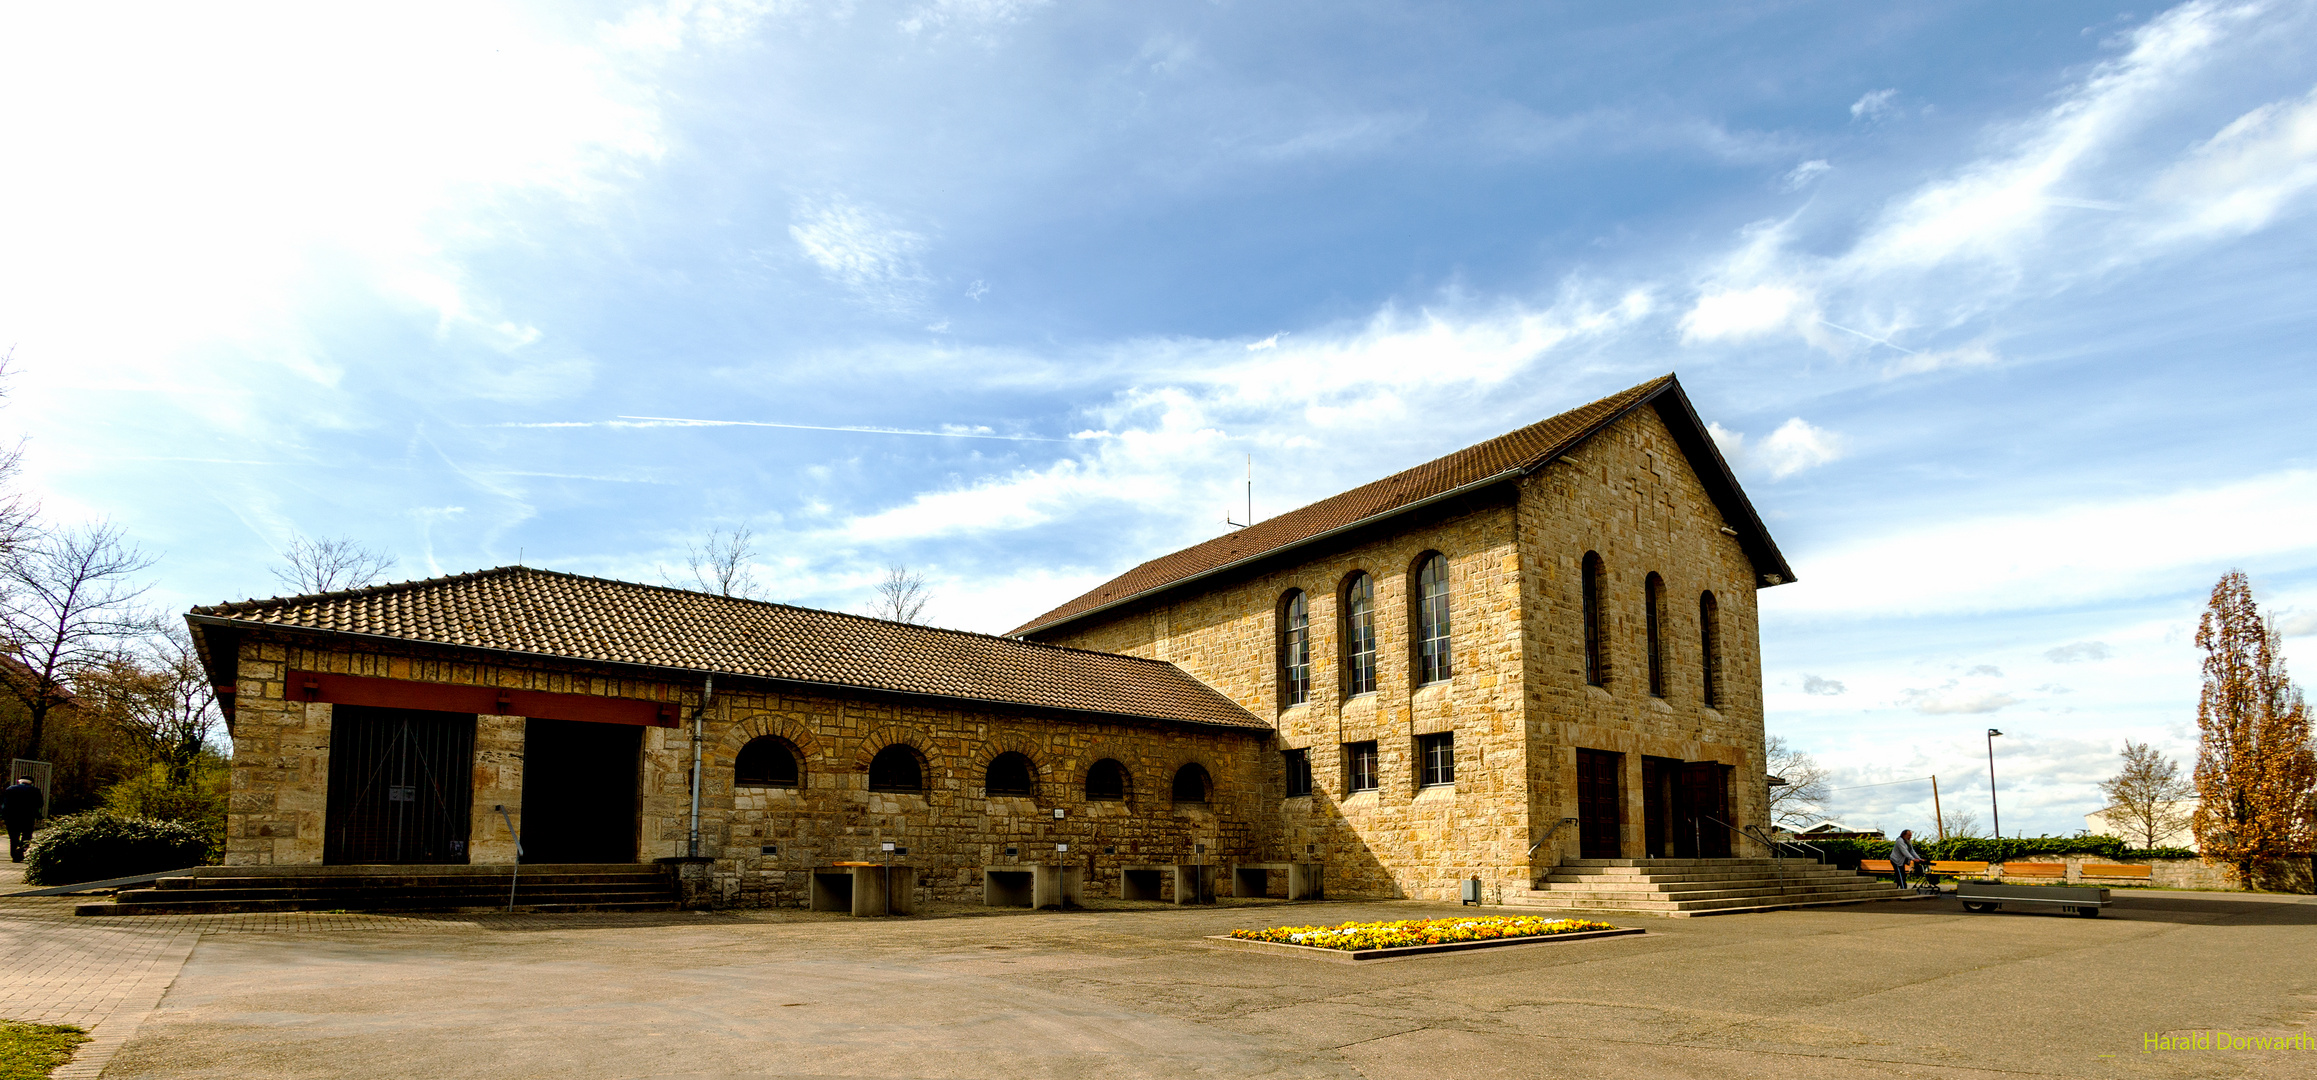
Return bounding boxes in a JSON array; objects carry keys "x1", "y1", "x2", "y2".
[
  {"x1": 1016, "y1": 374, "x2": 1797, "y2": 640},
  {"x1": 1009, "y1": 466, "x2": 1528, "y2": 638},
  {"x1": 184, "y1": 614, "x2": 1267, "y2": 734}
]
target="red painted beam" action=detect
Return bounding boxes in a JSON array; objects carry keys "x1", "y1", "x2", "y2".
[{"x1": 284, "y1": 670, "x2": 679, "y2": 727}]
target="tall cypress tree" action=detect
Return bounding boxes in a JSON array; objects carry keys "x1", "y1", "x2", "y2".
[{"x1": 2191, "y1": 571, "x2": 2317, "y2": 889}]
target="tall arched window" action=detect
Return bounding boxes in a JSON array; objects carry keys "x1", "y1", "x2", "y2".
[
  {"x1": 1279, "y1": 590, "x2": 1311, "y2": 706},
  {"x1": 1645, "y1": 572, "x2": 1666, "y2": 698},
  {"x1": 734, "y1": 736, "x2": 801, "y2": 788},
  {"x1": 867, "y1": 744, "x2": 924, "y2": 793},
  {"x1": 1342, "y1": 572, "x2": 1377, "y2": 696},
  {"x1": 984, "y1": 751, "x2": 1035, "y2": 797},
  {"x1": 1171, "y1": 762, "x2": 1210, "y2": 804},
  {"x1": 1085, "y1": 758, "x2": 1129, "y2": 801},
  {"x1": 1582, "y1": 551, "x2": 1607, "y2": 687},
  {"x1": 1699, "y1": 591, "x2": 1721, "y2": 709},
  {"x1": 1415, "y1": 553, "x2": 1452, "y2": 684}
]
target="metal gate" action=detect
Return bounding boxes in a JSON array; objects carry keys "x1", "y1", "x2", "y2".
[
  {"x1": 325, "y1": 706, "x2": 475, "y2": 865},
  {"x1": 1575, "y1": 748, "x2": 1624, "y2": 859}
]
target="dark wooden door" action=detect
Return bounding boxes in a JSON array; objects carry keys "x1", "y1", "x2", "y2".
[
  {"x1": 325, "y1": 706, "x2": 475, "y2": 865},
  {"x1": 1676, "y1": 762, "x2": 1732, "y2": 859},
  {"x1": 520, "y1": 718, "x2": 641, "y2": 863},
  {"x1": 1642, "y1": 756, "x2": 1676, "y2": 858},
  {"x1": 1575, "y1": 749, "x2": 1624, "y2": 859}
]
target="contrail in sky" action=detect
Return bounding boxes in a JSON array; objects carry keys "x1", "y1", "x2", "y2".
[{"x1": 499, "y1": 417, "x2": 1065, "y2": 442}]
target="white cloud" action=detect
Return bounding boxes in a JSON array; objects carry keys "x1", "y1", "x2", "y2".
[
  {"x1": 789, "y1": 197, "x2": 932, "y2": 311},
  {"x1": 2276, "y1": 608, "x2": 2317, "y2": 637},
  {"x1": 1851, "y1": 89, "x2": 1899, "y2": 120},
  {"x1": 1768, "y1": 467, "x2": 2317, "y2": 618},
  {"x1": 1902, "y1": 686, "x2": 2020, "y2": 715},
  {"x1": 1708, "y1": 417, "x2": 1846, "y2": 480},
  {"x1": 1680, "y1": 284, "x2": 1808, "y2": 342},
  {"x1": 1802, "y1": 674, "x2": 1847, "y2": 695},
  {"x1": 2149, "y1": 83, "x2": 2317, "y2": 241},
  {"x1": 2045, "y1": 640, "x2": 2115, "y2": 662},
  {"x1": 900, "y1": 0, "x2": 1050, "y2": 36},
  {"x1": 1782, "y1": 159, "x2": 1832, "y2": 191}
]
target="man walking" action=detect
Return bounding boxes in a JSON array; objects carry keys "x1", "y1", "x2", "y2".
[
  {"x1": 3, "y1": 776, "x2": 42, "y2": 863},
  {"x1": 1890, "y1": 828, "x2": 1929, "y2": 891}
]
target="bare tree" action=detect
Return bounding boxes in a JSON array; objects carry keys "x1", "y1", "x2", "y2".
[
  {"x1": 870, "y1": 564, "x2": 931, "y2": 624},
  {"x1": 77, "y1": 629, "x2": 222, "y2": 787},
  {"x1": 2096, "y1": 740, "x2": 2195, "y2": 848},
  {"x1": 271, "y1": 534, "x2": 394, "y2": 595},
  {"x1": 664, "y1": 526, "x2": 766, "y2": 599},
  {"x1": 0, "y1": 521, "x2": 158, "y2": 760},
  {"x1": 2191, "y1": 572, "x2": 2316, "y2": 885},
  {"x1": 1766, "y1": 735, "x2": 1829, "y2": 829},
  {"x1": 0, "y1": 352, "x2": 36, "y2": 563},
  {"x1": 1939, "y1": 808, "x2": 1984, "y2": 839}
]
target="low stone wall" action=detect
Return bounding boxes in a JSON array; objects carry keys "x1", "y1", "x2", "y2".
[{"x1": 1973, "y1": 855, "x2": 2312, "y2": 893}]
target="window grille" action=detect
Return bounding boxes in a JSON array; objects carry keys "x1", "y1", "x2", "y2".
[
  {"x1": 1344, "y1": 741, "x2": 1379, "y2": 793},
  {"x1": 1416, "y1": 554, "x2": 1452, "y2": 684},
  {"x1": 1699, "y1": 591, "x2": 1721, "y2": 709},
  {"x1": 1582, "y1": 552, "x2": 1607, "y2": 686},
  {"x1": 734, "y1": 737, "x2": 800, "y2": 788},
  {"x1": 1645, "y1": 572, "x2": 1666, "y2": 698},
  {"x1": 1418, "y1": 732, "x2": 1455, "y2": 788},
  {"x1": 1281, "y1": 590, "x2": 1311, "y2": 706},
  {"x1": 1343, "y1": 573, "x2": 1376, "y2": 695}
]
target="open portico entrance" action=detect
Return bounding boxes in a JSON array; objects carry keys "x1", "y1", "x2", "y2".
[
  {"x1": 1642, "y1": 756, "x2": 1733, "y2": 859},
  {"x1": 520, "y1": 717, "x2": 642, "y2": 863}
]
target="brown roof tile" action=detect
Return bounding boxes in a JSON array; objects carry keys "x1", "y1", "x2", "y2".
[
  {"x1": 1009, "y1": 374, "x2": 1791, "y2": 637},
  {"x1": 189, "y1": 568, "x2": 1264, "y2": 730}
]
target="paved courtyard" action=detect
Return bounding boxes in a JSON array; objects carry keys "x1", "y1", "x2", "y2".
[{"x1": 2, "y1": 865, "x2": 2310, "y2": 1080}]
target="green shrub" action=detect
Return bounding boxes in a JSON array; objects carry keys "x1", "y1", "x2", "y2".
[
  {"x1": 21, "y1": 811, "x2": 210, "y2": 887},
  {"x1": 1788, "y1": 835, "x2": 2198, "y2": 868},
  {"x1": 100, "y1": 762, "x2": 227, "y2": 862}
]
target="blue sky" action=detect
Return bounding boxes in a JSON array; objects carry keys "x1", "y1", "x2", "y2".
[{"x1": 4, "y1": 1, "x2": 2315, "y2": 837}]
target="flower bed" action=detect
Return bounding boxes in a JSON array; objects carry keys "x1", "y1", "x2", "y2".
[{"x1": 1229, "y1": 916, "x2": 1619, "y2": 952}]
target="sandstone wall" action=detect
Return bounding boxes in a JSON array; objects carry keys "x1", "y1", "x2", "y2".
[
  {"x1": 224, "y1": 633, "x2": 1267, "y2": 906},
  {"x1": 1516, "y1": 405, "x2": 1773, "y2": 863}
]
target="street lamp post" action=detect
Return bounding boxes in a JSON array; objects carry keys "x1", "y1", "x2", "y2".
[{"x1": 1985, "y1": 728, "x2": 2004, "y2": 860}]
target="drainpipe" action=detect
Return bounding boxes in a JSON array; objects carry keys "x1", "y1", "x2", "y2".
[{"x1": 689, "y1": 673, "x2": 714, "y2": 859}]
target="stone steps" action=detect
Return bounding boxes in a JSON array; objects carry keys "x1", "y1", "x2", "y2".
[
  {"x1": 73, "y1": 864, "x2": 680, "y2": 917},
  {"x1": 1514, "y1": 859, "x2": 1913, "y2": 917}
]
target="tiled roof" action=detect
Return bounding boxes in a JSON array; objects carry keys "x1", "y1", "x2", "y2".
[
  {"x1": 1011, "y1": 374, "x2": 1790, "y2": 637},
  {"x1": 187, "y1": 568, "x2": 1264, "y2": 730}
]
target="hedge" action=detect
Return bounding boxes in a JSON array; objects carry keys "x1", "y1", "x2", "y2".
[
  {"x1": 21, "y1": 811, "x2": 211, "y2": 887},
  {"x1": 1784, "y1": 835, "x2": 2198, "y2": 869}
]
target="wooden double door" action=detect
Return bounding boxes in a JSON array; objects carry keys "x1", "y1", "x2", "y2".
[{"x1": 1643, "y1": 756, "x2": 1733, "y2": 859}]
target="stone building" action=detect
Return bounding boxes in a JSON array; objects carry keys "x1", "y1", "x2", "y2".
[{"x1": 188, "y1": 373, "x2": 1794, "y2": 904}]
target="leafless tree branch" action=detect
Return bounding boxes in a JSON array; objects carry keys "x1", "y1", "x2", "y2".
[
  {"x1": 664, "y1": 526, "x2": 766, "y2": 600},
  {"x1": 870, "y1": 563, "x2": 931, "y2": 625},
  {"x1": 0, "y1": 520, "x2": 160, "y2": 760},
  {"x1": 271, "y1": 535, "x2": 395, "y2": 595}
]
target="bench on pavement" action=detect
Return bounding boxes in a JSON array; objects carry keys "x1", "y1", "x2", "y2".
[
  {"x1": 2080, "y1": 864, "x2": 2153, "y2": 880},
  {"x1": 2003, "y1": 863, "x2": 2066, "y2": 879}
]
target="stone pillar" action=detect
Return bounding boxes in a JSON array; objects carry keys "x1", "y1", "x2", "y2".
[{"x1": 470, "y1": 715, "x2": 526, "y2": 864}]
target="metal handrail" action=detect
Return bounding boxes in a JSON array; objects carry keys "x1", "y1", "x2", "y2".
[
  {"x1": 1526, "y1": 817, "x2": 1580, "y2": 859},
  {"x1": 496, "y1": 805, "x2": 524, "y2": 913}
]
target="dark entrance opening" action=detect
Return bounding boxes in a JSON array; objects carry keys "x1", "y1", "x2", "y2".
[
  {"x1": 1642, "y1": 756, "x2": 1681, "y2": 858},
  {"x1": 520, "y1": 717, "x2": 641, "y2": 863},
  {"x1": 1575, "y1": 748, "x2": 1624, "y2": 859},
  {"x1": 325, "y1": 706, "x2": 475, "y2": 865},
  {"x1": 1676, "y1": 761, "x2": 1733, "y2": 859}
]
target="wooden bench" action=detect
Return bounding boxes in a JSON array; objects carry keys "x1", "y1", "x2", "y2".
[
  {"x1": 1859, "y1": 859, "x2": 1897, "y2": 876},
  {"x1": 1928, "y1": 860, "x2": 1988, "y2": 877},
  {"x1": 2003, "y1": 863, "x2": 2066, "y2": 878},
  {"x1": 2080, "y1": 864, "x2": 2153, "y2": 880}
]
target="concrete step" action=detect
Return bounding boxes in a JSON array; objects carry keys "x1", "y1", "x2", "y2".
[
  {"x1": 1532, "y1": 884, "x2": 1904, "y2": 904},
  {"x1": 1541, "y1": 869, "x2": 1876, "y2": 885},
  {"x1": 153, "y1": 872, "x2": 670, "y2": 890},
  {"x1": 1500, "y1": 887, "x2": 1912, "y2": 915}
]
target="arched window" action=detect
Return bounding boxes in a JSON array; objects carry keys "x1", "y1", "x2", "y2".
[
  {"x1": 1342, "y1": 572, "x2": 1376, "y2": 696},
  {"x1": 1171, "y1": 762, "x2": 1210, "y2": 804},
  {"x1": 1415, "y1": 553, "x2": 1452, "y2": 684},
  {"x1": 734, "y1": 736, "x2": 801, "y2": 788},
  {"x1": 984, "y1": 752, "x2": 1035, "y2": 797},
  {"x1": 1582, "y1": 551, "x2": 1607, "y2": 687},
  {"x1": 1279, "y1": 590, "x2": 1311, "y2": 706},
  {"x1": 1699, "y1": 591, "x2": 1721, "y2": 709},
  {"x1": 1645, "y1": 572, "x2": 1666, "y2": 698},
  {"x1": 1085, "y1": 758, "x2": 1129, "y2": 801},
  {"x1": 867, "y1": 744, "x2": 924, "y2": 793}
]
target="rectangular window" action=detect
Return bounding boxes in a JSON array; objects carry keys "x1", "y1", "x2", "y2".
[
  {"x1": 1417, "y1": 555, "x2": 1452, "y2": 684},
  {"x1": 1344, "y1": 741, "x2": 1379, "y2": 793},
  {"x1": 1283, "y1": 748, "x2": 1312, "y2": 797},
  {"x1": 1418, "y1": 732, "x2": 1455, "y2": 788}
]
